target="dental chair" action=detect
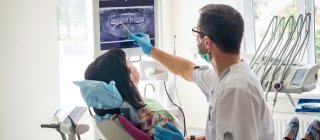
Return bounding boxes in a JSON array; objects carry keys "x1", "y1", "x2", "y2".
[
  {"x1": 91, "y1": 108, "x2": 153, "y2": 140},
  {"x1": 73, "y1": 80, "x2": 153, "y2": 140}
]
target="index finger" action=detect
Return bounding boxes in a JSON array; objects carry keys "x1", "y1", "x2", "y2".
[
  {"x1": 133, "y1": 32, "x2": 147, "y2": 37},
  {"x1": 128, "y1": 34, "x2": 138, "y2": 40}
]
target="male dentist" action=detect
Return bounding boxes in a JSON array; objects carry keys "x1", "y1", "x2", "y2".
[{"x1": 129, "y1": 4, "x2": 275, "y2": 140}]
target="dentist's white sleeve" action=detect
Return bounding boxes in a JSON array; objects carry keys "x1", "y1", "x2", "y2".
[{"x1": 192, "y1": 66, "x2": 216, "y2": 101}]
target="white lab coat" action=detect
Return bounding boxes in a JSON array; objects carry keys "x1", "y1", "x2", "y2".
[{"x1": 192, "y1": 61, "x2": 275, "y2": 140}]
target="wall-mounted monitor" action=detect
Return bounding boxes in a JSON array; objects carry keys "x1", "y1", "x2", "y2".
[{"x1": 93, "y1": 0, "x2": 156, "y2": 57}]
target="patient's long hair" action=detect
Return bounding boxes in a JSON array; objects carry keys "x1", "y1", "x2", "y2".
[{"x1": 84, "y1": 48, "x2": 145, "y2": 109}]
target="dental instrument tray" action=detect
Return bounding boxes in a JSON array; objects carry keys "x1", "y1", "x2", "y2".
[{"x1": 295, "y1": 99, "x2": 320, "y2": 112}]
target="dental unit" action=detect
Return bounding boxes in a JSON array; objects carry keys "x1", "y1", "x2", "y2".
[{"x1": 250, "y1": 13, "x2": 319, "y2": 113}]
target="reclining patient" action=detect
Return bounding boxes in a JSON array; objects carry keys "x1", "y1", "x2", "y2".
[{"x1": 74, "y1": 48, "x2": 180, "y2": 137}]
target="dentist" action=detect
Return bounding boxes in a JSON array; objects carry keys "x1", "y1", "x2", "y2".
[{"x1": 129, "y1": 4, "x2": 275, "y2": 140}]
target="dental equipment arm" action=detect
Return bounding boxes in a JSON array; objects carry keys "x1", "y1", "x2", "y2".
[
  {"x1": 251, "y1": 14, "x2": 317, "y2": 112},
  {"x1": 41, "y1": 107, "x2": 89, "y2": 140},
  {"x1": 259, "y1": 17, "x2": 288, "y2": 83},
  {"x1": 250, "y1": 16, "x2": 278, "y2": 67},
  {"x1": 254, "y1": 17, "x2": 286, "y2": 100},
  {"x1": 264, "y1": 16, "x2": 297, "y2": 104},
  {"x1": 276, "y1": 14, "x2": 311, "y2": 88},
  {"x1": 253, "y1": 17, "x2": 285, "y2": 76}
]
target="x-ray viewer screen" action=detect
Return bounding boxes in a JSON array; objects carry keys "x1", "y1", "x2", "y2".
[{"x1": 99, "y1": 0, "x2": 155, "y2": 50}]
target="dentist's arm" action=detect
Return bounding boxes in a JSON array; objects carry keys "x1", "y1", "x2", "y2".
[
  {"x1": 128, "y1": 33, "x2": 195, "y2": 81},
  {"x1": 150, "y1": 48, "x2": 195, "y2": 81}
]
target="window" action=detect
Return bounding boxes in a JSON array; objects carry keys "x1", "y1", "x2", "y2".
[
  {"x1": 56, "y1": 0, "x2": 154, "y2": 111},
  {"x1": 315, "y1": 1, "x2": 320, "y2": 62},
  {"x1": 57, "y1": 0, "x2": 93, "y2": 111},
  {"x1": 253, "y1": 0, "x2": 295, "y2": 45}
]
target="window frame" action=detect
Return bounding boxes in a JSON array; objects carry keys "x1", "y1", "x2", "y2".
[{"x1": 246, "y1": 0, "x2": 316, "y2": 64}]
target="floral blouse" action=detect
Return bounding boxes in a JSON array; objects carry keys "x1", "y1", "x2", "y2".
[{"x1": 138, "y1": 98, "x2": 178, "y2": 136}]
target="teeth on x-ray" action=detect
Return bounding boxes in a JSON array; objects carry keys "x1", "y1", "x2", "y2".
[
  {"x1": 100, "y1": 7, "x2": 154, "y2": 38},
  {"x1": 98, "y1": 0, "x2": 155, "y2": 51},
  {"x1": 110, "y1": 14, "x2": 145, "y2": 26}
]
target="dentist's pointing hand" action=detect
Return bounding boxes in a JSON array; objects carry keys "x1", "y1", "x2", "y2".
[{"x1": 128, "y1": 32, "x2": 154, "y2": 56}]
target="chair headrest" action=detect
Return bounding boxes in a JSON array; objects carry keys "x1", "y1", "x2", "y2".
[{"x1": 73, "y1": 80, "x2": 123, "y2": 109}]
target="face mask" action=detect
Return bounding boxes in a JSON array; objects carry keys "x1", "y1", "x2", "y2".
[
  {"x1": 199, "y1": 52, "x2": 211, "y2": 63},
  {"x1": 197, "y1": 37, "x2": 211, "y2": 63}
]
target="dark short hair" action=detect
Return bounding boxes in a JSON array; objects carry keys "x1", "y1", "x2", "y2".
[
  {"x1": 84, "y1": 48, "x2": 145, "y2": 109},
  {"x1": 198, "y1": 4, "x2": 244, "y2": 54}
]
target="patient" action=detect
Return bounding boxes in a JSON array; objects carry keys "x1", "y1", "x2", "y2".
[
  {"x1": 76, "y1": 48, "x2": 180, "y2": 137},
  {"x1": 283, "y1": 116, "x2": 320, "y2": 140}
]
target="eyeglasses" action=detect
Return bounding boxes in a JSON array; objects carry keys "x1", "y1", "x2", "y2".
[
  {"x1": 192, "y1": 27, "x2": 215, "y2": 42},
  {"x1": 126, "y1": 58, "x2": 133, "y2": 70},
  {"x1": 126, "y1": 58, "x2": 138, "y2": 79},
  {"x1": 192, "y1": 27, "x2": 206, "y2": 37}
]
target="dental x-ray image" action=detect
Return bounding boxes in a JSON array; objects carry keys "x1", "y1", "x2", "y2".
[{"x1": 99, "y1": 0, "x2": 155, "y2": 50}]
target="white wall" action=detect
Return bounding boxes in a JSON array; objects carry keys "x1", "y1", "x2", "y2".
[{"x1": 0, "y1": 0, "x2": 60, "y2": 139}]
